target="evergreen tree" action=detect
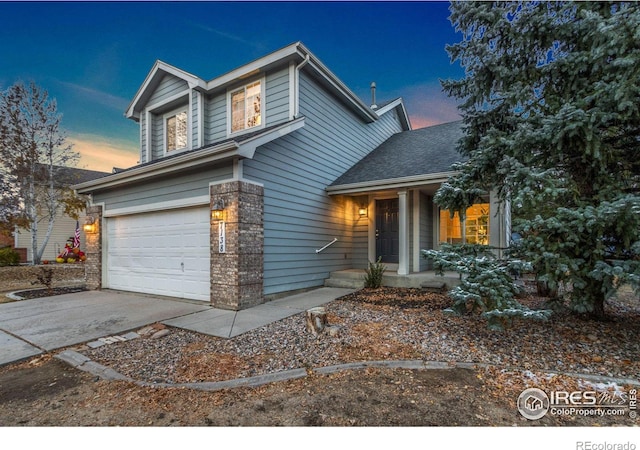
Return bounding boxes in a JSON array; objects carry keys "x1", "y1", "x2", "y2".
[{"x1": 437, "y1": 2, "x2": 640, "y2": 319}]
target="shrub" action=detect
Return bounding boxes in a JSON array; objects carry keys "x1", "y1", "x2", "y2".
[
  {"x1": 0, "y1": 247, "x2": 20, "y2": 267},
  {"x1": 34, "y1": 266, "x2": 54, "y2": 295},
  {"x1": 364, "y1": 257, "x2": 386, "y2": 289},
  {"x1": 423, "y1": 244, "x2": 551, "y2": 330}
]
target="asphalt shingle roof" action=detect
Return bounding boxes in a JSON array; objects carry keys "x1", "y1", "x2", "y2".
[
  {"x1": 330, "y1": 120, "x2": 465, "y2": 187},
  {"x1": 36, "y1": 164, "x2": 110, "y2": 187}
]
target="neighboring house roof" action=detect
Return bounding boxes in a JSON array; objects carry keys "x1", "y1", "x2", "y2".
[
  {"x1": 327, "y1": 120, "x2": 465, "y2": 194},
  {"x1": 35, "y1": 164, "x2": 110, "y2": 188}
]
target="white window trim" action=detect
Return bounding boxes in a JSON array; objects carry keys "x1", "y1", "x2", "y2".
[
  {"x1": 163, "y1": 105, "x2": 190, "y2": 155},
  {"x1": 226, "y1": 76, "x2": 266, "y2": 137}
]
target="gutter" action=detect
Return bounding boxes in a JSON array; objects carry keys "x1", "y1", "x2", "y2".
[
  {"x1": 326, "y1": 172, "x2": 458, "y2": 196},
  {"x1": 293, "y1": 54, "x2": 310, "y2": 118},
  {"x1": 74, "y1": 140, "x2": 239, "y2": 194},
  {"x1": 73, "y1": 117, "x2": 306, "y2": 194}
]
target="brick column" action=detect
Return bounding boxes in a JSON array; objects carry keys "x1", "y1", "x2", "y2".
[
  {"x1": 210, "y1": 180, "x2": 264, "y2": 310},
  {"x1": 84, "y1": 204, "x2": 103, "y2": 290}
]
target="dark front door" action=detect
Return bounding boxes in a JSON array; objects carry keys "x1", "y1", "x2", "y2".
[{"x1": 375, "y1": 198, "x2": 399, "y2": 264}]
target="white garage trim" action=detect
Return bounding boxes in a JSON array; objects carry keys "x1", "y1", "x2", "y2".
[
  {"x1": 104, "y1": 206, "x2": 211, "y2": 301},
  {"x1": 104, "y1": 195, "x2": 210, "y2": 217}
]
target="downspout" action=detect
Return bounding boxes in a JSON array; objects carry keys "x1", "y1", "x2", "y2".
[{"x1": 294, "y1": 53, "x2": 310, "y2": 119}]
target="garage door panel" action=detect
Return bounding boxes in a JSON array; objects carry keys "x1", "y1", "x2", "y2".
[{"x1": 106, "y1": 207, "x2": 210, "y2": 301}]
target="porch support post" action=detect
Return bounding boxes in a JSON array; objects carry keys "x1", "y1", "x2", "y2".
[
  {"x1": 412, "y1": 189, "x2": 420, "y2": 273},
  {"x1": 398, "y1": 190, "x2": 409, "y2": 276}
]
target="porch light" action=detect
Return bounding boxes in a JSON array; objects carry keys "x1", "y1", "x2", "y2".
[
  {"x1": 83, "y1": 216, "x2": 97, "y2": 234},
  {"x1": 211, "y1": 199, "x2": 226, "y2": 221},
  {"x1": 358, "y1": 206, "x2": 368, "y2": 217}
]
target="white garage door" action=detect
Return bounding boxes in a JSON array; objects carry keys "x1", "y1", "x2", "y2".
[{"x1": 106, "y1": 207, "x2": 210, "y2": 301}]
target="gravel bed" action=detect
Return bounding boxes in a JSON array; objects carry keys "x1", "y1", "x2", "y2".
[{"x1": 83, "y1": 287, "x2": 640, "y2": 385}]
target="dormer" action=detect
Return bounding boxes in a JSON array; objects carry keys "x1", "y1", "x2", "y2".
[
  {"x1": 125, "y1": 62, "x2": 206, "y2": 164},
  {"x1": 124, "y1": 42, "x2": 405, "y2": 167}
]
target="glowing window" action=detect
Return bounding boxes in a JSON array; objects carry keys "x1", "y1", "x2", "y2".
[
  {"x1": 230, "y1": 80, "x2": 261, "y2": 133},
  {"x1": 440, "y1": 203, "x2": 490, "y2": 245}
]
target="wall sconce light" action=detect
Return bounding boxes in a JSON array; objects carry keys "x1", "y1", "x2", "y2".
[
  {"x1": 211, "y1": 199, "x2": 226, "y2": 221},
  {"x1": 358, "y1": 206, "x2": 368, "y2": 217},
  {"x1": 83, "y1": 216, "x2": 97, "y2": 234}
]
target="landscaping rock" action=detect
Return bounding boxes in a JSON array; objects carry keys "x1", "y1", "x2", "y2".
[{"x1": 151, "y1": 329, "x2": 170, "y2": 339}]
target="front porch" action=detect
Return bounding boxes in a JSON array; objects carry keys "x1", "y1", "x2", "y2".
[{"x1": 324, "y1": 269, "x2": 461, "y2": 291}]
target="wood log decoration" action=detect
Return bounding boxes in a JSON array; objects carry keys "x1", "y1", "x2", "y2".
[{"x1": 305, "y1": 307, "x2": 328, "y2": 336}]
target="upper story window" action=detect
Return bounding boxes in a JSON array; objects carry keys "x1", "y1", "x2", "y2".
[
  {"x1": 165, "y1": 108, "x2": 188, "y2": 152},
  {"x1": 230, "y1": 80, "x2": 262, "y2": 134}
]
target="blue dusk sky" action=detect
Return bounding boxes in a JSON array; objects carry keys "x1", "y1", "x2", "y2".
[{"x1": 0, "y1": 1, "x2": 464, "y2": 172}]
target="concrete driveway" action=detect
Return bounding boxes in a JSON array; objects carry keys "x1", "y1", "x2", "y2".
[
  {"x1": 0, "y1": 287, "x2": 354, "y2": 367},
  {"x1": 0, "y1": 290, "x2": 210, "y2": 366}
]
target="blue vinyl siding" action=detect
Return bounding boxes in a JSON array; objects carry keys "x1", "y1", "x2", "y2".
[
  {"x1": 419, "y1": 193, "x2": 434, "y2": 271},
  {"x1": 192, "y1": 92, "x2": 199, "y2": 148},
  {"x1": 206, "y1": 93, "x2": 226, "y2": 143},
  {"x1": 151, "y1": 113, "x2": 164, "y2": 161},
  {"x1": 204, "y1": 66, "x2": 290, "y2": 146},
  {"x1": 148, "y1": 75, "x2": 188, "y2": 106},
  {"x1": 143, "y1": 74, "x2": 190, "y2": 161},
  {"x1": 243, "y1": 70, "x2": 403, "y2": 295},
  {"x1": 264, "y1": 67, "x2": 290, "y2": 125},
  {"x1": 352, "y1": 195, "x2": 369, "y2": 269},
  {"x1": 93, "y1": 163, "x2": 233, "y2": 211}
]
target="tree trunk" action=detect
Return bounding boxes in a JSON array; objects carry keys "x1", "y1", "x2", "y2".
[
  {"x1": 306, "y1": 307, "x2": 328, "y2": 336},
  {"x1": 591, "y1": 292, "x2": 606, "y2": 321},
  {"x1": 28, "y1": 176, "x2": 39, "y2": 265}
]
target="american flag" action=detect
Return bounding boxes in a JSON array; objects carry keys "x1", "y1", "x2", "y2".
[{"x1": 73, "y1": 220, "x2": 80, "y2": 248}]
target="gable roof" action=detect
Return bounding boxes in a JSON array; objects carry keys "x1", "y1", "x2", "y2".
[
  {"x1": 327, "y1": 121, "x2": 465, "y2": 194},
  {"x1": 125, "y1": 42, "x2": 408, "y2": 127}
]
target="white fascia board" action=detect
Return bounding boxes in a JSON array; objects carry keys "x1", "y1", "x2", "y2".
[
  {"x1": 326, "y1": 171, "x2": 458, "y2": 196},
  {"x1": 237, "y1": 117, "x2": 305, "y2": 158},
  {"x1": 104, "y1": 195, "x2": 210, "y2": 218},
  {"x1": 74, "y1": 118, "x2": 305, "y2": 194},
  {"x1": 74, "y1": 141, "x2": 239, "y2": 194},
  {"x1": 375, "y1": 98, "x2": 412, "y2": 131},
  {"x1": 126, "y1": 60, "x2": 206, "y2": 119},
  {"x1": 205, "y1": 43, "x2": 301, "y2": 92}
]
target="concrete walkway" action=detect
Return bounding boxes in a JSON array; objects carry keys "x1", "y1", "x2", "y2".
[
  {"x1": 0, "y1": 287, "x2": 354, "y2": 367},
  {"x1": 164, "y1": 287, "x2": 355, "y2": 338}
]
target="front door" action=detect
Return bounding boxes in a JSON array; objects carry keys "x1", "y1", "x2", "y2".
[{"x1": 375, "y1": 198, "x2": 399, "y2": 264}]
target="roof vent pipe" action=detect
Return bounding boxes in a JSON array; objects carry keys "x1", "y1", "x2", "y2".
[{"x1": 370, "y1": 82, "x2": 377, "y2": 109}]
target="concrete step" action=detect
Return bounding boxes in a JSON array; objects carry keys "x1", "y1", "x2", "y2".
[
  {"x1": 324, "y1": 270, "x2": 366, "y2": 289},
  {"x1": 324, "y1": 277, "x2": 365, "y2": 289},
  {"x1": 327, "y1": 270, "x2": 366, "y2": 280},
  {"x1": 325, "y1": 269, "x2": 461, "y2": 290}
]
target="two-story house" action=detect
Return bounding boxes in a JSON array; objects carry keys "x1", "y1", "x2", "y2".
[{"x1": 74, "y1": 42, "x2": 509, "y2": 310}]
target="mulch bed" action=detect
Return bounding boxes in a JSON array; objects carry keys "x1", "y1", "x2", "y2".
[
  {"x1": 3, "y1": 284, "x2": 638, "y2": 426},
  {"x1": 12, "y1": 286, "x2": 87, "y2": 300},
  {"x1": 83, "y1": 286, "x2": 640, "y2": 387}
]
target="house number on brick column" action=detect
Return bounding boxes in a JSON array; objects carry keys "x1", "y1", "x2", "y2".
[{"x1": 218, "y1": 221, "x2": 226, "y2": 253}]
